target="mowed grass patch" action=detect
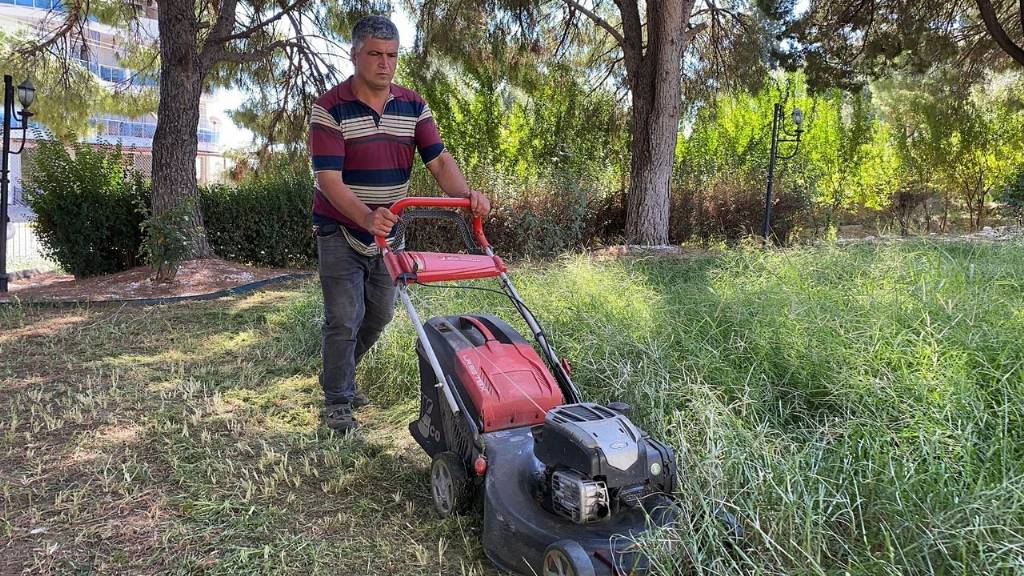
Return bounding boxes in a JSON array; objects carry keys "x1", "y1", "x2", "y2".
[
  {"x1": 2, "y1": 239, "x2": 1023, "y2": 574},
  {"x1": 0, "y1": 282, "x2": 493, "y2": 576}
]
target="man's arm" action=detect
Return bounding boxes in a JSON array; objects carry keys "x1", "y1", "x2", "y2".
[
  {"x1": 425, "y1": 151, "x2": 491, "y2": 217},
  {"x1": 315, "y1": 171, "x2": 398, "y2": 237}
]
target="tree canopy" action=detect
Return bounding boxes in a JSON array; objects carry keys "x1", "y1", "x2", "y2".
[{"x1": 788, "y1": 0, "x2": 1024, "y2": 89}]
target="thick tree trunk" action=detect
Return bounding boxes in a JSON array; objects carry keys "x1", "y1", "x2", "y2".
[
  {"x1": 623, "y1": 0, "x2": 690, "y2": 245},
  {"x1": 152, "y1": 0, "x2": 213, "y2": 258},
  {"x1": 923, "y1": 197, "x2": 931, "y2": 233},
  {"x1": 626, "y1": 83, "x2": 679, "y2": 244}
]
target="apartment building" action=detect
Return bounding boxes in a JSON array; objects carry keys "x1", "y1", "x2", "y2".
[
  {"x1": 1, "y1": 0, "x2": 236, "y2": 271},
  {"x1": 0, "y1": 0, "x2": 230, "y2": 201}
]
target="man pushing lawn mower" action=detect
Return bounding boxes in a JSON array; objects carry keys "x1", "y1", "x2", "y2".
[
  {"x1": 309, "y1": 15, "x2": 490, "y2": 432},
  {"x1": 310, "y1": 16, "x2": 741, "y2": 576}
]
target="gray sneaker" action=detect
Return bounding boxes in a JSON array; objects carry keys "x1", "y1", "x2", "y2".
[{"x1": 323, "y1": 403, "x2": 358, "y2": 432}]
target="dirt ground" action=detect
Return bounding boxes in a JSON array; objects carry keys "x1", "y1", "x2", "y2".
[{"x1": 1, "y1": 258, "x2": 305, "y2": 303}]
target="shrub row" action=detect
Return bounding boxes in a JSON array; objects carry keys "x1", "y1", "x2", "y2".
[
  {"x1": 404, "y1": 167, "x2": 625, "y2": 258},
  {"x1": 201, "y1": 168, "x2": 317, "y2": 268},
  {"x1": 25, "y1": 145, "x2": 319, "y2": 276},
  {"x1": 25, "y1": 142, "x2": 812, "y2": 278}
]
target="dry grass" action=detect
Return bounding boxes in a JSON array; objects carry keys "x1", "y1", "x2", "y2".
[{"x1": 0, "y1": 282, "x2": 496, "y2": 575}]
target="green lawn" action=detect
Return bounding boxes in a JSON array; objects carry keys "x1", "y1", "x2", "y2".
[{"x1": 2, "y1": 240, "x2": 1023, "y2": 575}]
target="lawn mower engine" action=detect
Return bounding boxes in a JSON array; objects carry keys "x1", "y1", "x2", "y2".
[{"x1": 532, "y1": 403, "x2": 678, "y2": 524}]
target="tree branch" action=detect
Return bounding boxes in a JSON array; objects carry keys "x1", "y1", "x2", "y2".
[
  {"x1": 199, "y1": 0, "x2": 239, "y2": 68},
  {"x1": 16, "y1": 0, "x2": 86, "y2": 59},
  {"x1": 207, "y1": 0, "x2": 240, "y2": 46},
  {"x1": 975, "y1": 0, "x2": 1024, "y2": 67},
  {"x1": 199, "y1": 0, "x2": 307, "y2": 70},
  {"x1": 684, "y1": 21, "x2": 707, "y2": 43},
  {"x1": 611, "y1": 0, "x2": 644, "y2": 85},
  {"x1": 217, "y1": 39, "x2": 299, "y2": 64},
  {"x1": 560, "y1": 0, "x2": 625, "y2": 46},
  {"x1": 216, "y1": 0, "x2": 307, "y2": 44}
]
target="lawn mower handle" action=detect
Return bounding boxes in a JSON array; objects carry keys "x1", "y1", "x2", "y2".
[{"x1": 374, "y1": 197, "x2": 490, "y2": 252}]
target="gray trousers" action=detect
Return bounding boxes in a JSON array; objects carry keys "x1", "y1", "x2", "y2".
[{"x1": 317, "y1": 230, "x2": 396, "y2": 406}]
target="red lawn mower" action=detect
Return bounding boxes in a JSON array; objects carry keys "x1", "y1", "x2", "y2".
[{"x1": 378, "y1": 198, "x2": 694, "y2": 576}]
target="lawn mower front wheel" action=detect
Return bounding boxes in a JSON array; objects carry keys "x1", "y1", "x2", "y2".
[
  {"x1": 542, "y1": 540, "x2": 596, "y2": 576},
  {"x1": 430, "y1": 451, "x2": 471, "y2": 517}
]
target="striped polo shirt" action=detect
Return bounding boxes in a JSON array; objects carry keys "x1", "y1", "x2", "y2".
[{"x1": 309, "y1": 77, "x2": 445, "y2": 255}]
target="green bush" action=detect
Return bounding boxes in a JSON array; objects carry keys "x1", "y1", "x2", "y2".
[
  {"x1": 999, "y1": 167, "x2": 1024, "y2": 226},
  {"x1": 139, "y1": 196, "x2": 199, "y2": 282},
  {"x1": 200, "y1": 166, "x2": 316, "y2": 267},
  {"x1": 23, "y1": 140, "x2": 148, "y2": 277}
]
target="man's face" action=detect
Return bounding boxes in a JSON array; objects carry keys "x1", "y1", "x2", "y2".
[{"x1": 353, "y1": 37, "x2": 399, "y2": 91}]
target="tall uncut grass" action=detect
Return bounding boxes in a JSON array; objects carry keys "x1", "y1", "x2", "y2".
[{"x1": 278, "y1": 240, "x2": 1024, "y2": 574}]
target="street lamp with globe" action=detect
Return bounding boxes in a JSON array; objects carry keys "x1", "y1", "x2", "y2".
[
  {"x1": 1, "y1": 75, "x2": 36, "y2": 292},
  {"x1": 762, "y1": 103, "x2": 804, "y2": 244}
]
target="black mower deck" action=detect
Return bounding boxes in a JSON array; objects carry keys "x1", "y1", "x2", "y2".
[{"x1": 481, "y1": 427, "x2": 678, "y2": 575}]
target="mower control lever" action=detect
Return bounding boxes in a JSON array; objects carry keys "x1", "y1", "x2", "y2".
[{"x1": 374, "y1": 197, "x2": 489, "y2": 252}]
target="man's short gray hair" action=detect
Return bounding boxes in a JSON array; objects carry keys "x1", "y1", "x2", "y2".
[{"x1": 351, "y1": 15, "x2": 399, "y2": 53}]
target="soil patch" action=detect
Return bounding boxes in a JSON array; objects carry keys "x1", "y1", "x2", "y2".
[{"x1": 1, "y1": 258, "x2": 308, "y2": 303}]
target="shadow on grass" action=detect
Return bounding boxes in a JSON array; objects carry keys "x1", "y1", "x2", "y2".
[{"x1": 0, "y1": 286, "x2": 499, "y2": 576}]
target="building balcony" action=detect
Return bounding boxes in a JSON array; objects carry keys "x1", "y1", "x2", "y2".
[
  {"x1": 89, "y1": 116, "x2": 221, "y2": 148},
  {"x1": 74, "y1": 59, "x2": 159, "y2": 87},
  {"x1": 0, "y1": 0, "x2": 63, "y2": 10},
  {"x1": 0, "y1": 0, "x2": 156, "y2": 21}
]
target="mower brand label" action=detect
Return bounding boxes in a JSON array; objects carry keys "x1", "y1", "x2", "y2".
[
  {"x1": 417, "y1": 395, "x2": 441, "y2": 442},
  {"x1": 463, "y1": 357, "x2": 490, "y2": 395}
]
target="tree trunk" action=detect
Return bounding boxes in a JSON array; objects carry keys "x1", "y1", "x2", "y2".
[
  {"x1": 976, "y1": 192, "x2": 986, "y2": 229},
  {"x1": 625, "y1": 84, "x2": 679, "y2": 244},
  {"x1": 923, "y1": 196, "x2": 931, "y2": 233},
  {"x1": 941, "y1": 193, "x2": 949, "y2": 232},
  {"x1": 623, "y1": 0, "x2": 689, "y2": 245},
  {"x1": 152, "y1": 0, "x2": 213, "y2": 259}
]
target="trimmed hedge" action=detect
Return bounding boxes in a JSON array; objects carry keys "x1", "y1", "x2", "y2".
[
  {"x1": 201, "y1": 169, "x2": 316, "y2": 267},
  {"x1": 23, "y1": 144, "x2": 627, "y2": 273},
  {"x1": 24, "y1": 141, "x2": 148, "y2": 277}
]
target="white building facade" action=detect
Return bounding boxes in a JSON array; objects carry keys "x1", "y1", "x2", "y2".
[
  {"x1": 1, "y1": 0, "x2": 233, "y2": 271},
  {"x1": 0, "y1": 0, "x2": 230, "y2": 198}
]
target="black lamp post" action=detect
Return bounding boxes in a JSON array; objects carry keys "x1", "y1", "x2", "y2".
[
  {"x1": 1, "y1": 75, "x2": 36, "y2": 293},
  {"x1": 761, "y1": 102, "x2": 804, "y2": 244}
]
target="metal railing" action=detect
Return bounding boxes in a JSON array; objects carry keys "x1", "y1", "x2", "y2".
[
  {"x1": 88, "y1": 116, "x2": 220, "y2": 145},
  {"x1": 5, "y1": 221, "x2": 56, "y2": 273},
  {"x1": 8, "y1": 184, "x2": 27, "y2": 206},
  {"x1": 74, "y1": 59, "x2": 159, "y2": 87}
]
